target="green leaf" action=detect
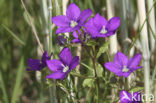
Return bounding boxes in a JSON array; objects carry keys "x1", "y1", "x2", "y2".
[
  {"x1": 83, "y1": 78, "x2": 95, "y2": 88},
  {"x1": 86, "y1": 40, "x2": 98, "y2": 46},
  {"x1": 129, "y1": 87, "x2": 144, "y2": 93},
  {"x1": 96, "y1": 63, "x2": 103, "y2": 77},
  {"x1": 96, "y1": 41, "x2": 110, "y2": 58}
]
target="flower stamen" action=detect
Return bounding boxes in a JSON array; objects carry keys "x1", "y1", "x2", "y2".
[
  {"x1": 122, "y1": 66, "x2": 129, "y2": 72},
  {"x1": 62, "y1": 64, "x2": 69, "y2": 72},
  {"x1": 100, "y1": 26, "x2": 107, "y2": 34},
  {"x1": 70, "y1": 20, "x2": 78, "y2": 28}
]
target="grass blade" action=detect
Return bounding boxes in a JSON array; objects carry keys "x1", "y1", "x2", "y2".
[
  {"x1": 11, "y1": 57, "x2": 24, "y2": 103},
  {"x1": 2, "y1": 25, "x2": 25, "y2": 45},
  {"x1": 148, "y1": 22, "x2": 156, "y2": 42},
  {"x1": 0, "y1": 69, "x2": 9, "y2": 103}
]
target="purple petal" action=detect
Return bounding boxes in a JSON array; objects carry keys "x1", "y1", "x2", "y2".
[
  {"x1": 41, "y1": 51, "x2": 51, "y2": 65},
  {"x1": 52, "y1": 16, "x2": 70, "y2": 27},
  {"x1": 122, "y1": 72, "x2": 131, "y2": 77},
  {"x1": 105, "y1": 31, "x2": 115, "y2": 37},
  {"x1": 59, "y1": 48, "x2": 72, "y2": 66},
  {"x1": 66, "y1": 3, "x2": 81, "y2": 21},
  {"x1": 93, "y1": 13, "x2": 107, "y2": 29},
  {"x1": 96, "y1": 31, "x2": 115, "y2": 38},
  {"x1": 56, "y1": 27, "x2": 73, "y2": 34},
  {"x1": 71, "y1": 39, "x2": 81, "y2": 43},
  {"x1": 73, "y1": 30, "x2": 81, "y2": 39},
  {"x1": 128, "y1": 54, "x2": 142, "y2": 70},
  {"x1": 78, "y1": 9, "x2": 92, "y2": 26},
  {"x1": 114, "y1": 51, "x2": 128, "y2": 67},
  {"x1": 27, "y1": 59, "x2": 42, "y2": 71},
  {"x1": 106, "y1": 17, "x2": 120, "y2": 31},
  {"x1": 85, "y1": 18, "x2": 99, "y2": 38},
  {"x1": 46, "y1": 60, "x2": 63, "y2": 72},
  {"x1": 104, "y1": 62, "x2": 122, "y2": 76},
  {"x1": 46, "y1": 72, "x2": 66, "y2": 80},
  {"x1": 72, "y1": 25, "x2": 81, "y2": 31},
  {"x1": 130, "y1": 66, "x2": 142, "y2": 71},
  {"x1": 120, "y1": 91, "x2": 131, "y2": 103},
  {"x1": 69, "y1": 56, "x2": 79, "y2": 70}
]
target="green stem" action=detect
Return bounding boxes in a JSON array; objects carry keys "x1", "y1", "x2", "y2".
[
  {"x1": 96, "y1": 82, "x2": 99, "y2": 103},
  {"x1": 76, "y1": 30, "x2": 99, "y2": 102},
  {"x1": 76, "y1": 30, "x2": 97, "y2": 77},
  {"x1": 92, "y1": 57, "x2": 97, "y2": 77}
]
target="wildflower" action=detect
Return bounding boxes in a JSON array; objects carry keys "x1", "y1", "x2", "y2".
[
  {"x1": 120, "y1": 90, "x2": 142, "y2": 103},
  {"x1": 52, "y1": 3, "x2": 92, "y2": 34},
  {"x1": 46, "y1": 48, "x2": 79, "y2": 80},
  {"x1": 56, "y1": 36, "x2": 67, "y2": 46},
  {"x1": 26, "y1": 51, "x2": 51, "y2": 71},
  {"x1": 85, "y1": 13, "x2": 120, "y2": 38},
  {"x1": 104, "y1": 52, "x2": 142, "y2": 77}
]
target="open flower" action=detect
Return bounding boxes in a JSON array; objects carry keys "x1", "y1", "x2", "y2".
[
  {"x1": 104, "y1": 52, "x2": 142, "y2": 77},
  {"x1": 85, "y1": 13, "x2": 120, "y2": 38},
  {"x1": 46, "y1": 48, "x2": 79, "y2": 80},
  {"x1": 26, "y1": 51, "x2": 51, "y2": 71},
  {"x1": 52, "y1": 3, "x2": 92, "y2": 34},
  {"x1": 120, "y1": 90, "x2": 142, "y2": 103}
]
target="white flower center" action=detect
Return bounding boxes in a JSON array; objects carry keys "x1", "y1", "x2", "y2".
[
  {"x1": 100, "y1": 26, "x2": 107, "y2": 34},
  {"x1": 62, "y1": 64, "x2": 69, "y2": 73},
  {"x1": 70, "y1": 20, "x2": 78, "y2": 28},
  {"x1": 122, "y1": 66, "x2": 129, "y2": 72}
]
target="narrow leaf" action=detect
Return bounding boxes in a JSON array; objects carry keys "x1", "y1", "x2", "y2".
[
  {"x1": 86, "y1": 40, "x2": 98, "y2": 46},
  {"x1": 96, "y1": 41, "x2": 110, "y2": 58},
  {"x1": 0, "y1": 69, "x2": 9, "y2": 103},
  {"x1": 11, "y1": 57, "x2": 24, "y2": 103},
  {"x1": 2, "y1": 25, "x2": 25, "y2": 45},
  {"x1": 148, "y1": 23, "x2": 156, "y2": 42}
]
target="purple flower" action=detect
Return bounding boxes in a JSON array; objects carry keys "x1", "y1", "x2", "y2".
[
  {"x1": 85, "y1": 13, "x2": 120, "y2": 38},
  {"x1": 46, "y1": 48, "x2": 79, "y2": 80},
  {"x1": 56, "y1": 36, "x2": 67, "y2": 45},
  {"x1": 104, "y1": 52, "x2": 142, "y2": 77},
  {"x1": 26, "y1": 51, "x2": 51, "y2": 71},
  {"x1": 120, "y1": 90, "x2": 142, "y2": 103},
  {"x1": 52, "y1": 3, "x2": 92, "y2": 34}
]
